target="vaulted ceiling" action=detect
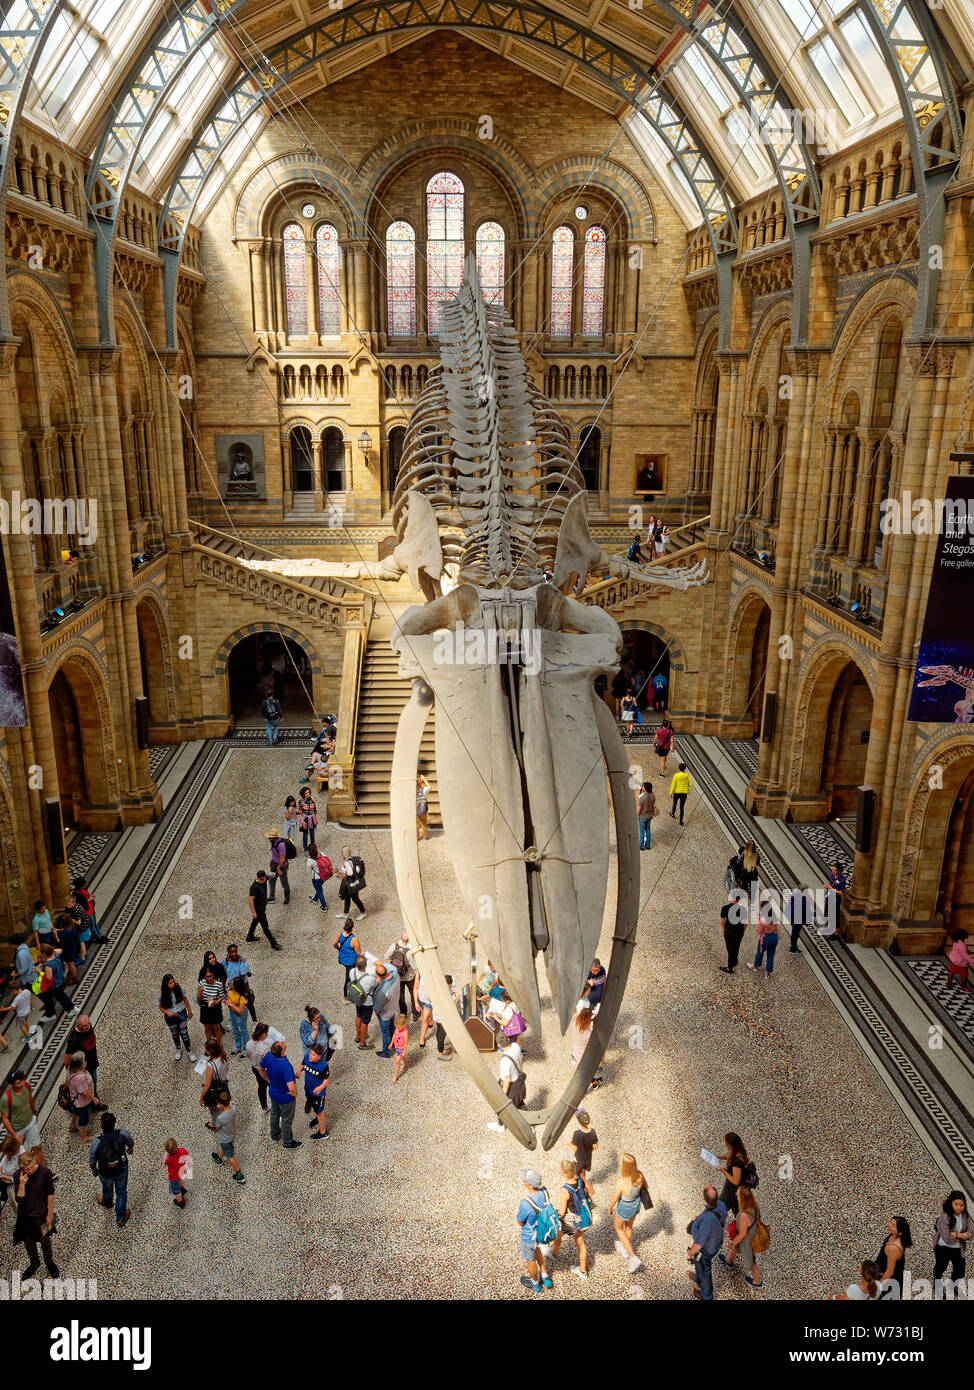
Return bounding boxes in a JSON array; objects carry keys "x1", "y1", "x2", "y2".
[{"x1": 5, "y1": 0, "x2": 974, "y2": 237}]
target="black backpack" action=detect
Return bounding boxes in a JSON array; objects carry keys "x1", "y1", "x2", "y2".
[
  {"x1": 347, "y1": 856, "x2": 366, "y2": 891},
  {"x1": 284, "y1": 839, "x2": 297, "y2": 860},
  {"x1": 97, "y1": 1130, "x2": 127, "y2": 1178}
]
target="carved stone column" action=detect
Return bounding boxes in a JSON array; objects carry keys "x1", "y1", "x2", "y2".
[
  {"x1": 848, "y1": 428, "x2": 883, "y2": 565},
  {"x1": 250, "y1": 242, "x2": 268, "y2": 335},
  {"x1": 844, "y1": 346, "x2": 952, "y2": 946},
  {"x1": 83, "y1": 348, "x2": 158, "y2": 820},
  {"x1": 749, "y1": 349, "x2": 823, "y2": 813},
  {"x1": 0, "y1": 340, "x2": 63, "y2": 904}
]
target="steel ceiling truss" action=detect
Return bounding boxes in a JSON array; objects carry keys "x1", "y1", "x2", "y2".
[
  {"x1": 154, "y1": 0, "x2": 739, "y2": 346},
  {"x1": 0, "y1": 0, "x2": 63, "y2": 335},
  {"x1": 857, "y1": 0, "x2": 963, "y2": 337},
  {"x1": 650, "y1": 2, "x2": 821, "y2": 344},
  {"x1": 85, "y1": 0, "x2": 253, "y2": 343}
]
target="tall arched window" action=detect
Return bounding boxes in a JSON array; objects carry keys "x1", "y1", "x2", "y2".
[
  {"x1": 476, "y1": 221, "x2": 504, "y2": 306},
  {"x1": 283, "y1": 223, "x2": 307, "y2": 337},
  {"x1": 581, "y1": 226, "x2": 607, "y2": 337},
  {"x1": 290, "y1": 425, "x2": 313, "y2": 492},
  {"x1": 386, "y1": 221, "x2": 416, "y2": 337},
  {"x1": 315, "y1": 223, "x2": 341, "y2": 337},
  {"x1": 388, "y1": 425, "x2": 406, "y2": 495},
  {"x1": 426, "y1": 171, "x2": 464, "y2": 333},
  {"x1": 550, "y1": 226, "x2": 574, "y2": 338},
  {"x1": 323, "y1": 427, "x2": 345, "y2": 493},
  {"x1": 578, "y1": 426, "x2": 601, "y2": 493}
]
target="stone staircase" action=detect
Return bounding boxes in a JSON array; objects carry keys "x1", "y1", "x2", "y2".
[
  {"x1": 341, "y1": 622, "x2": 441, "y2": 828},
  {"x1": 189, "y1": 520, "x2": 370, "y2": 601},
  {"x1": 584, "y1": 514, "x2": 710, "y2": 619}
]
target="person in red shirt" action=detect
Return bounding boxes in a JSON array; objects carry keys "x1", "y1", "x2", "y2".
[{"x1": 163, "y1": 1138, "x2": 190, "y2": 1208}]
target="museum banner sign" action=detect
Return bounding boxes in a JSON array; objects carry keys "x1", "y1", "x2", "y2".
[{"x1": 907, "y1": 472, "x2": 974, "y2": 723}]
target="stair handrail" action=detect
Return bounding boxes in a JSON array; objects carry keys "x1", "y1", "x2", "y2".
[
  {"x1": 190, "y1": 519, "x2": 377, "y2": 600},
  {"x1": 583, "y1": 536, "x2": 708, "y2": 606}
]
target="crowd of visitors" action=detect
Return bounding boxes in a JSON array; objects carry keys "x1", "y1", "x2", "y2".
[{"x1": 1, "y1": 710, "x2": 971, "y2": 1307}]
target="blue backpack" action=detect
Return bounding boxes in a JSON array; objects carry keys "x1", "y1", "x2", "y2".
[
  {"x1": 563, "y1": 1180, "x2": 593, "y2": 1233},
  {"x1": 528, "y1": 1189, "x2": 562, "y2": 1247}
]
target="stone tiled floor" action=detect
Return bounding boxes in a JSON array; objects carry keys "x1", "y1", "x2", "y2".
[{"x1": 6, "y1": 747, "x2": 947, "y2": 1300}]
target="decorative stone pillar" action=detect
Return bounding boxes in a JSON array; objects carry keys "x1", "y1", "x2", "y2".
[
  {"x1": 515, "y1": 241, "x2": 537, "y2": 336},
  {"x1": 749, "y1": 350, "x2": 823, "y2": 812},
  {"x1": 250, "y1": 242, "x2": 267, "y2": 335},
  {"x1": 84, "y1": 348, "x2": 158, "y2": 820},
  {"x1": 848, "y1": 428, "x2": 882, "y2": 565},
  {"x1": 0, "y1": 340, "x2": 64, "y2": 904},
  {"x1": 160, "y1": 355, "x2": 190, "y2": 537},
  {"x1": 281, "y1": 433, "x2": 293, "y2": 510},
  {"x1": 846, "y1": 346, "x2": 954, "y2": 945},
  {"x1": 312, "y1": 435, "x2": 324, "y2": 513}
]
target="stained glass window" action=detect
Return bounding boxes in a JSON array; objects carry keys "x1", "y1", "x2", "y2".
[
  {"x1": 582, "y1": 226, "x2": 607, "y2": 337},
  {"x1": 476, "y1": 221, "x2": 504, "y2": 306},
  {"x1": 550, "y1": 225, "x2": 574, "y2": 338},
  {"x1": 427, "y1": 171, "x2": 464, "y2": 334},
  {"x1": 283, "y1": 223, "x2": 307, "y2": 337},
  {"x1": 386, "y1": 221, "x2": 416, "y2": 338},
  {"x1": 315, "y1": 223, "x2": 341, "y2": 337}
]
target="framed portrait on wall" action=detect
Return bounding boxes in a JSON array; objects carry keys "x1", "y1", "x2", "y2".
[{"x1": 634, "y1": 452, "x2": 666, "y2": 494}]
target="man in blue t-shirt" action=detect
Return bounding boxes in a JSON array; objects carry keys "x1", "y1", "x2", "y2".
[
  {"x1": 516, "y1": 1169, "x2": 552, "y2": 1294},
  {"x1": 260, "y1": 1041, "x2": 301, "y2": 1149},
  {"x1": 687, "y1": 1185, "x2": 727, "y2": 1301}
]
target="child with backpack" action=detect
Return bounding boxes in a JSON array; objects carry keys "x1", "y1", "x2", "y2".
[
  {"x1": 163, "y1": 1137, "x2": 191, "y2": 1208},
  {"x1": 551, "y1": 1160, "x2": 593, "y2": 1281},
  {"x1": 392, "y1": 1013, "x2": 409, "y2": 1082},
  {"x1": 517, "y1": 1169, "x2": 560, "y2": 1293},
  {"x1": 73, "y1": 876, "x2": 102, "y2": 942},
  {"x1": 306, "y1": 841, "x2": 333, "y2": 911}
]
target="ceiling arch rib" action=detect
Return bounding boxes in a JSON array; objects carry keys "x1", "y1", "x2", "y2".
[
  {"x1": 84, "y1": 0, "x2": 253, "y2": 345},
  {"x1": 856, "y1": 0, "x2": 963, "y2": 338},
  {"x1": 153, "y1": 0, "x2": 739, "y2": 348},
  {"x1": 0, "y1": 0, "x2": 62, "y2": 337},
  {"x1": 648, "y1": 1, "x2": 822, "y2": 345}
]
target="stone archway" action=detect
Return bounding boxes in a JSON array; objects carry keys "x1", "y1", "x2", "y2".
[
  {"x1": 617, "y1": 619, "x2": 686, "y2": 714},
  {"x1": 787, "y1": 649, "x2": 874, "y2": 821},
  {"x1": 47, "y1": 653, "x2": 119, "y2": 830},
  {"x1": 724, "y1": 591, "x2": 772, "y2": 736},
  {"x1": 898, "y1": 743, "x2": 974, "y2": 942},
  {"x1": 215, "y1": 623, "x2": 325, "y2": 729},
  {"x1": 136, "y1": 595, "x2": 175, "y2": 734}
]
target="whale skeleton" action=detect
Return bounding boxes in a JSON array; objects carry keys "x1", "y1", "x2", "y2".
[{"x1": 242, "y1": 255, "x2": 709, "y2": 1147}]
